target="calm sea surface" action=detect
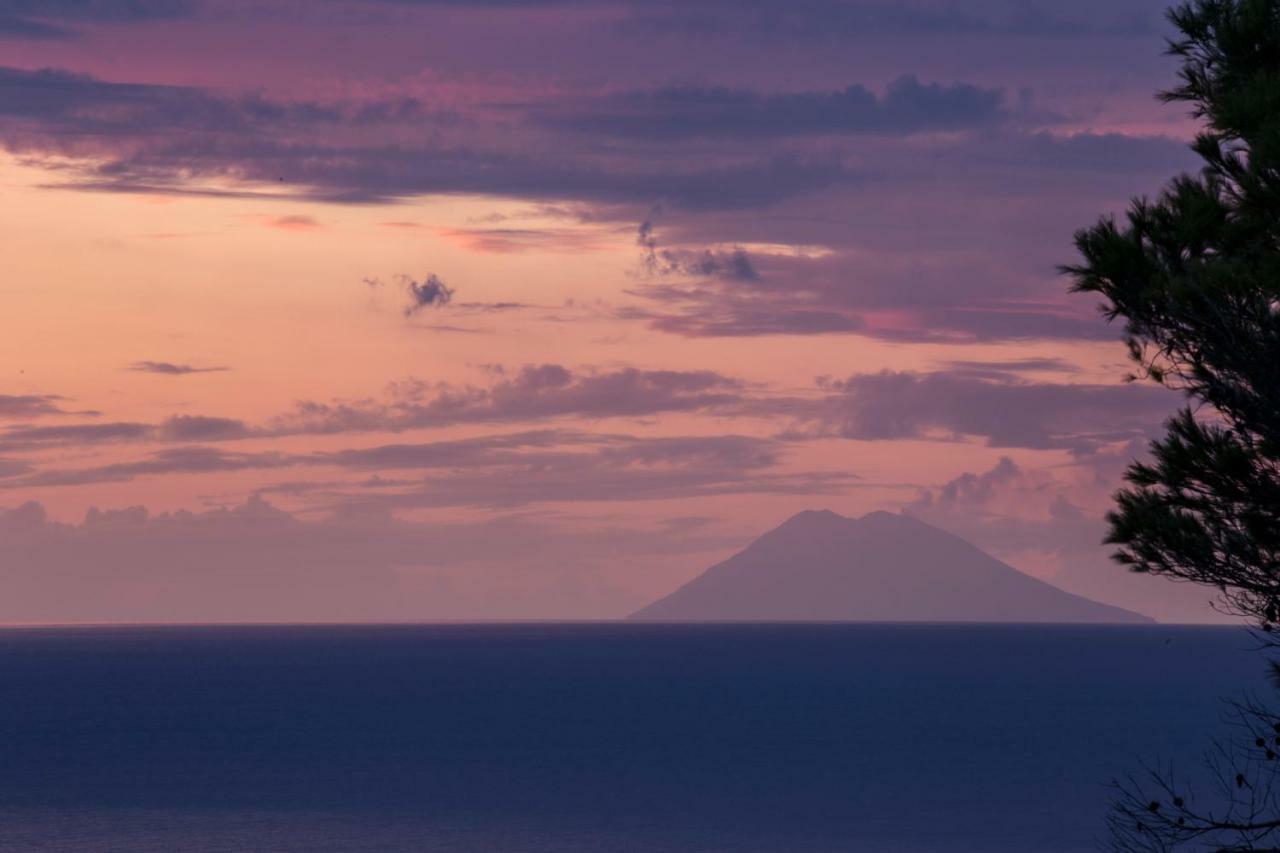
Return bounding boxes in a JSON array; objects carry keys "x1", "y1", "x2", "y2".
[{"x1": 0, "y1": 623, "x2": 1267, "y2": 852}]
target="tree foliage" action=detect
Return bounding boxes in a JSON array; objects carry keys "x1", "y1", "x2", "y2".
[
  {"x1": 1067, "y1": 2, "x2": 1280, "y2": 849},
  {"x1": 1064, "y1": 0, "x2": 1280, "y2": 627}
]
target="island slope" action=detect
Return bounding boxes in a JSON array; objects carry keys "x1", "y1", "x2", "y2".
[{"x1": 631, "y1": 510, "x2": 1152, "y2": 623}]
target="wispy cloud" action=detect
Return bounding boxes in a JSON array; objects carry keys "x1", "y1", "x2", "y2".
[
  {"x1": 0, "y1": 393, "x2": 91, "y2": 419},
  {"x1": 267, "y1": 215, "x2": 322, "y2": 231},
  {"x1": 271, "y1": 364, "x2": 745, "y2": 434},
  {"x1": 0, "y1": 364, "x2": 749, "y2": 454},
  {"x1": 128, "y1": 361, "x2": 230, "y2": 376},
  {"x1": 0, "y1": 428, "x2": 860, "y2": 513}
]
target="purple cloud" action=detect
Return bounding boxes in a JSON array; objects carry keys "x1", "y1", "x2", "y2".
[
  {"x1": 540, "y1": 75, "x2": 1011, "y2": 140},
  {"x1": 0, "y1": 421, "x2": 152, "y2": 451},
  {"x1": 0, "y1": 426, "x2": 863, "y2": 513},
  {"x1": 0, "y1": 393, "x2": 83, "y2": 419},
  {"x1": 637, "y1": 216, "x2": 760, "y2": 281},
  {"x1": 0, "y1": 65, "x2": 857, "y2": 209},
  {"x1": 273, "y1": 364, "x2": 746, "y2": 434},
  {"x1": 404, "y1": 273, "x2": 455, "y2": 315},
  {"x1": 777, "y1": 369, "x2": 1177, "y2": 452},
  {"x1": 11, "y1": 446, "x2": 288, "y2": 488},
  {"x1": 609, "y1": 0, "x2": 1169, "y2": 39},
  {"x1": 0, "y1": 0, "x2": 194, "y2": 40},
  {"x1": 0, "y1": 364, "x2": 748, "y2": 454}
]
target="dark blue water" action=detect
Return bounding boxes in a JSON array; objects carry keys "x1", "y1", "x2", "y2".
[{"x1": 0, "y1": 623, "x2": 1266, "y2": 852}]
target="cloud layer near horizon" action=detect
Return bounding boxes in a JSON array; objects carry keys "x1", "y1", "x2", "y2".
[{"x1": 0, "y1": 0, "x2": 1222, "y2": 623}]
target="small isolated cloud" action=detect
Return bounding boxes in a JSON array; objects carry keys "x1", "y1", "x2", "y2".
[
  {"x1": 267, "y1": 215, "x2": 322, "y2": 231},
  {"x1": 439, "y1": 226, "x2": 611, "y2": 255},
  {"x1": 404, "y1": 273, "x2": 455, "y2": 314},
  {"x1": 455, "y1": 301, "x2": 534, "y2": 313},
  {"x1": 938, "y1": 358, "x2": 1078, "y2": 378},
  {"x1": 157, "y1": 414, "x2": 250, "y2": 441},
  {"x1": 365, "y1": 273, "x2": 456, "y2": 316},
  {"x1": 128, "y1": 361, "x2": 229, "y2": 376}
]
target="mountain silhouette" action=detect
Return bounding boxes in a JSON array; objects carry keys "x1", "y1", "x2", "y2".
[{"x1": 631, "y1": 510, "x2": 1152, "y2": 623}]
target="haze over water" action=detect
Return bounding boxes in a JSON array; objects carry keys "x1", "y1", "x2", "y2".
[{"x1": 0, "y1": 623, "x2": 1263, "y2": 852}]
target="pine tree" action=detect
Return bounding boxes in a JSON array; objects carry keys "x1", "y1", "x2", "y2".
[
  {"x1": 1071, "y1": 3, "x2": 1280, "y2": 848},
  {"x1": 1065, "y1": 0, "x2": 1280, "y2": 627}
]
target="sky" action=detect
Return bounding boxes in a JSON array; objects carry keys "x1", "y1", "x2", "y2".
[{"x1": 0, "y1": 0, "x2": 1226, "y2": 623}]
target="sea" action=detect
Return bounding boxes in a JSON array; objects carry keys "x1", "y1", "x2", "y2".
[{"x1": 0, "y1": 623, "x2": 1268, "y2": 852}]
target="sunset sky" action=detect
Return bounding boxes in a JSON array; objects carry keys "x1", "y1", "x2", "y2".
[{"x1": 0, "y1": 0, "x2": 1222, "y2": 622}]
